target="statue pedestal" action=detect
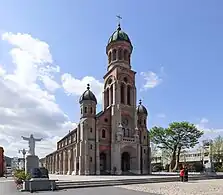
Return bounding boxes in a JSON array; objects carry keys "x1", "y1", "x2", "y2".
[{"x1": 25, "y1": 155, "x2": 39, "y2": 174}]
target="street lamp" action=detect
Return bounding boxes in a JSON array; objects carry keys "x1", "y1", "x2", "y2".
[{"x1": 19, "y1": 149, "x2": 28, "y2": 170}]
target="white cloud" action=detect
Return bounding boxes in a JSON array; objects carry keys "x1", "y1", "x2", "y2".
[
  {"x1": 0, "y1": 65, "x2": 6, "y2": 76},
  {"x1": 140, "y1": 67, "x2": 164, "y2": 90},
  {"x1": 156, "y1": 113, "x2": 166, "y2": 118},
  {"x1": 61, "y1": 73, "x2": 103, "y2": 103},
  {"x1": 0, "y1": 32, "x2": 76, "y2": 158},
  {"x1": 196, "y1": 117, "x2": 223, "y2": 140},
  {"x1": 2, "y1": 32, "x2": 60, "y2": 89}
]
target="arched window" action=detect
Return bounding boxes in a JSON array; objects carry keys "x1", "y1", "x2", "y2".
[
  {"x1": 110, "y1": 85, "x2": 113, "y2": 105},
  {"x1": 81, "y1": 108, "x2": 82, "y2": 114},
  {"x1": 144, "y1": 119, "x2": 146, "y2": 125},
  {"x1": 112, "y1": 49, "x2": 117, "y2": 61},
  {"x1": 120, "y1": 83, "x2": 125, "y2": 104},
  {"x1": 122, "y1": 128, "x2": 125, "y2": 136},
  {"x1": 90, "y1": 107, "x2": 93, "y2": 114},
  {"x1": 108, "y1": 52, "x2": 112, "y2": 63},
  {"x1": 118, "y1": 49, "x2": 122, "y2": 60},
  {"x1": 102, "y1": 129, "x2": 106, "y2": 138},
  {"x1": 124, "y1": 50, "x2": 128, "y2": 61},
  {"x1": 127, "y1": 85, "x2": 131, "y2": 105},
  {"x1": 84, "y1": 107, "x2": 87, "y2": 113},
  {"x1": 106, "y1": 88, "x2": 109, "y2": 107},
  {"x1": 108, "y1": 78, "x2": 112, "y2": 85},
  {"x1": 127, "y1": 129, "x2": 130, "y2": 137}
]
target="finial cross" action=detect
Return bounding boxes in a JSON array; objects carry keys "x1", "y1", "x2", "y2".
[{"x1": 116, "y1": 15, "x2": 122, "y2": 24}]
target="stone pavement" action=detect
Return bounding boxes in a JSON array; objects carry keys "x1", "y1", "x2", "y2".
[
  {"x1": 0, "y1": 178, "x2": 18, "y2": 195},
  {"x1": 0, "y1": 178, "x2": 158, "y2": 195},
  {"x1": 119, "y1": 179, "x2": 223, "y2": 195}
]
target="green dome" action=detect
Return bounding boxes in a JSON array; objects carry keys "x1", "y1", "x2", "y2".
[{"x1": 108, "y1": 25, "x2": 132, "y2": 46}]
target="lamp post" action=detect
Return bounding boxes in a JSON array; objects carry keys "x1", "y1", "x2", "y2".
[{"x1": 18, "y1": 149, "x2": 28, "y2": 170}]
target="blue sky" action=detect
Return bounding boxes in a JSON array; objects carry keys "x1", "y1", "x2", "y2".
[{"x1": 0, "y1": 0, "x2": 223, "y2": 156}]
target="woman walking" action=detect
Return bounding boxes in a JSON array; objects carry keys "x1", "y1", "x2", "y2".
[{"x1": 180, "y1": 166, "x2": 185, "y2": 182}]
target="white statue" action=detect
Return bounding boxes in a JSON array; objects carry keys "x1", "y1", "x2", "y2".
[{"x1": 21, "y1": 134, "x2": 42, "y2": 156}]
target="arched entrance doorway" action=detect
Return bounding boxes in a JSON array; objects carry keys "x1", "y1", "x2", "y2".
[
  {"x1": 121, "y1": 152, "x2": 130, "y2": 172},
  {"x1": 100, "y1": 153, "x2": 106, "y2": 172}
]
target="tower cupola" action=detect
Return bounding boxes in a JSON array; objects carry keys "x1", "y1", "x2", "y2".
[
  {"x1": 79, "y1": 84, "x2": 97, "y2": 104},
  {"x1": 79, "y1": 84, "x2": 97, "y2": 118},
  {"x1": 136, "y1": 99, "x2": 148, "y2": 116},
  {"x1": 106, "y1": 16, "x2": 133, "y2": 71}
]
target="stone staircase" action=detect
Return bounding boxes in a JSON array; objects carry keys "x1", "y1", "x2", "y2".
[{"x1": 55, "y1": 174, "x2": 223, "y2": 190}]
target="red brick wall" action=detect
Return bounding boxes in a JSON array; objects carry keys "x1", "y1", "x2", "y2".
[{"x1": 0, "y1": 147, "x2": 4, "y2": 177}]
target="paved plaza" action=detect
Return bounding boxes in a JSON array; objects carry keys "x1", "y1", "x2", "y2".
[
  {"x1": 1, "y1": 177, "x2": 223, "y2": 194},
  {"x1": 0, "y1": 178, "x2": 156, "y2": 195},
  {"x1": 119, "y1": 179, "x2": 223, "y2": 195}
]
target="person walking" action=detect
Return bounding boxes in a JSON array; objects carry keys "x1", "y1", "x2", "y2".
[
  {"x1": 184, "y1": 166, "x2": 188, "y2": 182},
  {"x1": 180, "y1": 166, "x2": 185, "y2": 182}
]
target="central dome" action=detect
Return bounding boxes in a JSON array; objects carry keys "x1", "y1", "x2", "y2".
[{"x1": 107, "y1": 24, "x2": 132, "y2": 46}]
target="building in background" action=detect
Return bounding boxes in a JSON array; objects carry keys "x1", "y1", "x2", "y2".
[
  {"x1": 39, "y1": 157, "x2": 46, "y2": 168},
  {"x1": 0, "y1": 147, "x2": 6, "y2": 177},
  {"x1": 45, "y1": 22, "x2": 151, "y2": 175},
  {"x1": 151, "y1": 142, "x2": 213, "y2": 171}
]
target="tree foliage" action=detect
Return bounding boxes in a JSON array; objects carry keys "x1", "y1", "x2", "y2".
[
  {"x1": 212, "y1": 135, "x2": 223, "y2": 163},
  {"x1": 150, "y1": 121, "x2": 203, "y2": 171}
]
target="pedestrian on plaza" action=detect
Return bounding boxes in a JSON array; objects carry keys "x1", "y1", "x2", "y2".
[
  {"x1": 184, "y1": 166, "x2": 188, "y2": 182},
  {"x1": 180, "y1": 166, "x2": 185, "y2": 182}
]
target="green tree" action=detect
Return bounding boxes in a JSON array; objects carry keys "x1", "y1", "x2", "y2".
[
  {"x1": 212, "y1": 135, "x2": 223, "y2": 163},
  {"x1": 150, "y1": 121, "x2": 203, "y2": 172}
]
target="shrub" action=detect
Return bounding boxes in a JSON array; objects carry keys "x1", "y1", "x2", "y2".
[{"x1": 14, "y1": 169, "x2": 31, "y2": 184}]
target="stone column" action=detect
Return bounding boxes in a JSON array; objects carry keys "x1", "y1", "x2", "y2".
[
  {"x1": 63, "y1": 151, "x2": 66, "y2": 174},
  {"x1": 72, "y1": 148, "x2": 77, "y2": 175},
  {"x1": 55, "y1": 153, "x2": 58, "y2": 174},
  {"x1": 137, "y1": 144, "x2": 141, "y2": 174},
  {"x1": 79, "y1": 142, "x2": 83, "y2": 175},
  {"x1": 96, "y1": 128, "x2": 100, "y2": 175},
  {"x1": 49, "y1": 156, "x2": 51, "y2": 173},
  {"x1": 51, "y1": 156, "x2": 53, "y2": 173},
  {"x1": 85, "y1": 141, "x2": 89, "y2": 175},
  {"x1": 60, "y1": 152, "x2": 63, "y2": 174},
  {"x1": 67, "y1": 149, "x2": 71, "y2": 175},
  {"x1": 116, "y1": 143, "x2": 122, "y2": 175},
  {"x1": 52, "y1": 155, "x2": 55, "y2": 174}
]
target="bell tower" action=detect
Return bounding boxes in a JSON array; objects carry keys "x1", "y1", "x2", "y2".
[{"x1": 103, "y1": 18, "x2": 139, "y2": 174}]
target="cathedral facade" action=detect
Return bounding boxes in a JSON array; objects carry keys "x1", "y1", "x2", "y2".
[{"x1": 45, "y1": 23, "x2": 151, "y2": 175}]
